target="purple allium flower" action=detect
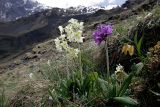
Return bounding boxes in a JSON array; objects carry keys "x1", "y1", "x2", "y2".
[{"x1": 93, "y1": 24, "x2": 113, "y2": 45}]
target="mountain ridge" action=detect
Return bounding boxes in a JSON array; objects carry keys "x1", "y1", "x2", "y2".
[
  {"x1": 0, "y1": 0, "x2": 46, "y2": 22},
  {"x1": 0, "y1": 0, "x2": 158, "y2": 62}
]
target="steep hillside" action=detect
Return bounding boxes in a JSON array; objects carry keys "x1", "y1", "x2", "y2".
[
  {"x1": 0, "y1": 9, "x2": 91, "y2": 61},
  {"x1": 0, "y1": 0, "x2": 46, "y2": 22},
  {"x1": 0, "y1": 0, "x2": 154, "y2": 62},
  {"x1": 0, "y1": 0, "x2": 160, "y2": 106}
]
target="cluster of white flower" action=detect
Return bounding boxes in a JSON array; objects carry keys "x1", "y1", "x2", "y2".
[
  {"x1": 67, "y1": 47, "x2": 80, "y2": 58},
  {"x1": 54, "y1": 18, "x2": 84, "y2": 58},
  {"x1": 115, "y1": 64, "x2": 124, "y2": 72},
  {"x1": 65, "y1": 18, "x2": 84, "y2": 43},
  {"x1": 115, "y1": 64, "x2": 126, "y2": 82},
  {"x1": 54, "y1": 38, "x2": 63, "y2": 52}
]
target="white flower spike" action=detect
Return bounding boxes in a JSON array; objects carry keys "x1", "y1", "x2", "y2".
[
  {"x1": 54, "y1": 38, "x2": 62, "y2": 52},
  {"x1": 54, "y1": 18, "x2": 84, "y2": 58},
  {"x1": 58, "y1": 26, "x2": 64, "y2": 34}
]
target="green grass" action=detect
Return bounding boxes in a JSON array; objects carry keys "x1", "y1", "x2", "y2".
[{"x1": 0, "y1": 88, "x2": 8, "y2": 107}]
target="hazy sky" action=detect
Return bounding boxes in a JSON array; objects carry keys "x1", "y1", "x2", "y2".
[{"x1": 35, "y1": 0, "x2": 127, "y2": 9}]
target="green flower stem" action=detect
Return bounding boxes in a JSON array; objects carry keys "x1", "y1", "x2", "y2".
[
  {"x1": 105, "y1": 38, "x2": 110, "y2": 80},
  {"x1": 78, "y1": 43, "x2": 83, "y2": 78},
  {"x1": 66, "y1": 54, "x2": 70, "y2": 79},
  {"x1": 55, "y1": 60, "x2": 61, "y2": 81}
]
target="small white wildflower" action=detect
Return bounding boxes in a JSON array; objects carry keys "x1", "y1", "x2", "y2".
[
  {"x1": 59, "y1": 34, "x2": 66, "y2": 40},
  {"x1": 47, "y1": 60, "x2": 51, "y2": 66},
  {"x1": 54, "y1": 38, "x2": 62, "y2": 51},
  {"x1": 52, "y1": 89, "x2": 55, "y2": 93},
  {"x1": 68, "y1": 18, "x2": 78, "y2": 23},
  {"x1": 61, "y1": 40, "x2": 69, "y2": 50},
  {"x1": 74, "y1": 48, "x2": 80, "y2": 56},
  {"x1": 80, "y1": 22, "x2": 84, "y2": 27},
  {"x1": 115, "y1": 64, "x2": 126, "y2": 82},
  {"x1": 74, "y1": 30, "x2": 84, "y2": 43},
  {"x1": 67, "y1": 47, "x2": 80, "y2": 58},
  {"x1": 49, "y1": 96, "x2": 53, "y2": 100},
  {"x1": 65, "y1": 18, "x2": 84, "y2": 43},
  {"x1": 116, "y1": 64, "x2": 124, "y2": 72},
  {"x1": 54, "y1": 18, "x2": 83, "y2": 59},
  {"x1": 58, "y1": 26, "x2": 64, "y2": 34},
  {"x1": 29, "y1": 73, "x2": 34, "y2": 79}
]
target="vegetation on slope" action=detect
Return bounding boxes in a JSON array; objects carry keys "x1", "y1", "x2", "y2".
[{"x1": 0, "y1": 1, "x2": 160, "y2": 107}]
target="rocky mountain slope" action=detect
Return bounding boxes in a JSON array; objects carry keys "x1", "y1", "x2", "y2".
[
  {"x1": 0, "y1": 8, "x2": 91, "y2": 61},
  {"x1": 0, "y1": 0, "x2": 100, "y2": 22},
  {"x1": 0, "y1": 0, "x2": 46, "y2": 22},
  {"x1": 0, "y1": 0, "x2": 158, "y2": 63}
]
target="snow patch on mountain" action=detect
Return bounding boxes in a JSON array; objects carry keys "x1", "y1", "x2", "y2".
[
  {"x1": 35, "y1": 0, "x2": 127, "y2": 10},
  {"x1": 0, "y1": 0, "x2": 127, "y2": 22},
  {"x1": 0, "y1": 0, "x2": 47, "y2": 22}
]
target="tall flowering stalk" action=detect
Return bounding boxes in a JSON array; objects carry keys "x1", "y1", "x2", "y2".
[
  {"x1": 54, "y1": 18, "x2": 84, "y2": 78},
  {"x1": 65, "y1": 18, "x2": 84, "y2": 78},
  {"x1": 93, "y1": 24, "x2": 113, "y2": 79}
]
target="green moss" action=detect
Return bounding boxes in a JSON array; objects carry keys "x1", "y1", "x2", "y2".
[
  {"x1": 153, "y1": 5, "x2": 160, "y2": 17},
  {"x1": 113, "y1": 24, "x2": 128, "y2": 36}
]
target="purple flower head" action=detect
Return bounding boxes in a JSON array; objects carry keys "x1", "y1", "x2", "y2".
[{"x1": 93, "y1": 24, "x2": 113, "y2": 45}]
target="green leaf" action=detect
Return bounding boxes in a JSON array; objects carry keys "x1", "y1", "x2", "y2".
[
  {"x1": 137, "y1": 36, "x2": 143, "y2": 56},
  {"x1": 0, "y1": 88, "x2": 7, "y2": 107},
  {"x1": 113, "y1": 97, "x2": 138, "y2": 106},
  {"x1": 76, "y1": 78, "x2": 81, "y2": 89},
  {"x1": 118, "y1": 73, "x2": 133, "y2": 97},
  {"x1": 87, "y1": 72, "x2": 98, "y2": 81},
  {"x1": 133, "y1": 32, "x2": 144, "y2": 58},
  {"x1": 98, "y1": 78, "x2": 108, "y2": 96},
  {"x1": 149, "y1": 90, "x2": 160, "y2": 96},
  {"x1": 108, "y1": 81, "x2": 117, "y2": 98},
  {"x1": 134, "y1": 32, "x2": 138, "y2": 45},
  {"x1": 131, "y1": 62, "x2": 144, "y2": 74}
]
